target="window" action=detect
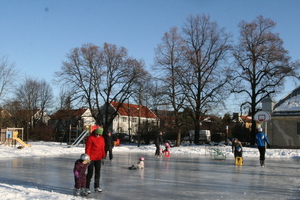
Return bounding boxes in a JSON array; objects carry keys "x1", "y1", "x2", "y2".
[
  {"x1": 132, "y1": 118, "x2": 137, "y2": 123},
  {"x1": 297, "y1": 123, "x2": 300, "y2": 135},
  {"x1": 122, "y1": 117, "x2": 127, "y2": 122}
]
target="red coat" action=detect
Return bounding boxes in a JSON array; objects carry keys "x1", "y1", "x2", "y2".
[{"x1": 85, "y1": 133, "x2": 106, "y2": 161}]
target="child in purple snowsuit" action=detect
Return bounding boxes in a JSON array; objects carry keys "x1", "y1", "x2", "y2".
[{"x1": 73, "y1": 154, "x2": 90, "y2": 196}]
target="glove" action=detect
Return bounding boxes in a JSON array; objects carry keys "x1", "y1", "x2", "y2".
[
  {"x1": 267, "y1": 144, "x2": 271, "y2": 148},
  {"x1": 74, "y1": 171, "x2": 79, "y2": 179},
  {"x1": 101, "y1": 160, "x2": 105, "y2": 165}
]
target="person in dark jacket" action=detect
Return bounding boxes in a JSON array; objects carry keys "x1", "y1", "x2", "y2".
[
  {"x1": 232, "y1": 138, "x2": 243, "y2": 158},
  {"x1": 85, "y1": 126, "x2": 106, "y2": 193},
  {"x1": 105, "y1": 130, "x2": 114, "y2": 161},
  {"x1": 154, "y1": 132, "x2": 163, "y2": 156},
  {"x1": 73, "y1": 153, "x2": 90, "y2": 196}
]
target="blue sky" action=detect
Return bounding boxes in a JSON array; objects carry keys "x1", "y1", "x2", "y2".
[{"x1": 1, "y1": 0, "x2": 300, "y2": 113}]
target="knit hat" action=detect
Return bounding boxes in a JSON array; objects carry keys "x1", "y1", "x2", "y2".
[
  {"x1": 95, "y1": 127, "x2": 103, "y2": 135},
  {"x1": 258, "y1": 127, "x2": 263, "y2": 132}
]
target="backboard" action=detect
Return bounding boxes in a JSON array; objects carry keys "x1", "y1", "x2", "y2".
[{"x1": 254, "y1": 111, "x2": 271, "y2": 122}]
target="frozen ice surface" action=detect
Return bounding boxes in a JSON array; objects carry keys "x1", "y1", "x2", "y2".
[{"x1": 0, "y1": 152, "x2": 299, "y2": 200}]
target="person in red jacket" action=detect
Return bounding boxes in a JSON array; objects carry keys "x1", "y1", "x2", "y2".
[{"x1": 85, "y1": 126, "x2": 106, "y2": 193}]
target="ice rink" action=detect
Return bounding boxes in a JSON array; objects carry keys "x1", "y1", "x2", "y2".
[{"x1": 0, "y1": 152, "x2": 299, "y2": 200}]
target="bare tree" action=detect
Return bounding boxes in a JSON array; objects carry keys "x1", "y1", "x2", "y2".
[
  {"x1": 55, "y1": 43, "x2": 149, "y2": 131},
  {"x1": 2, "y1": 99, "x2": 23, "y2": 127},
  {"x1": 181, "y1": 14, "x2": 232, "y2": 143},
  {"x1": 0, "y1": 55, "x2": 18, "y2": 100},
  {"x1": 153, "y1": 27, "x2": 187, "y2": 146},
  {"x1": 57, "y1": 86, "x2": 75, "y2": 110},
  {"x1": 39, "y1": 79, "x2": 53, "y2": 115},
  {"x1": 15, "y1": 77, "x2": 53, "y2": 140},
  {"x1": 16, "y1": 77, "x2": 40, "y2": 111},
  {"x1": 37, "y1": 79, "x2": 53, "y2": 125},
  {"x1": 232, "y1": 15, "x2": 300, "y2": 144}
]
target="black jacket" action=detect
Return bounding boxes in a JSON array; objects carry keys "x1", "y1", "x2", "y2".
[
  {"x1": 155, "y1": 134, "x2": 163, "y2": 146},
  {"x1": 105, "y1": 135, "x2": 114, "y2": 151}
]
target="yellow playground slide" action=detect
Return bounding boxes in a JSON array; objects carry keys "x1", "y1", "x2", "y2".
[
  {"x1": 14, "y1": 137, "x2": 31, "y2": 147},
  {"x1": 12, "y1": 131, "x2": 31, "y2": 147}
]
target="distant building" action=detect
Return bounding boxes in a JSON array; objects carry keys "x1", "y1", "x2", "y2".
[
  {"x1": 102, "y1": 101, "x2": 159, "y2": 135},
  {"x1": 49, "y1": 108, "x2": 95, "y2": 134},
  {"x1": 262, "y1": 87, "x2": 300, "y2": 148},
  {"x1": 233, "y1": 113, "x2": 252, "y2": 129},
  {"x1": 13, "y1": 109, "x2": 50, "y2": 127},
  {"x1": 0, "y1": 109, "x2": 12, "y2": 118}
]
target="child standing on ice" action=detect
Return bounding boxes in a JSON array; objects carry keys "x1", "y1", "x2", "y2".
[
  {"x1": 73, "y1": 154, "x2": 90, "y2": 196},
  {"x1": 232, "y1": 138, "x2": 243, "y2": 158},
  {"x1": 128, "y1": 157, "x2": 145, "y2": 169}
]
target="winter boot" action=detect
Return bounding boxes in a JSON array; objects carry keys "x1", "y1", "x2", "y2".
[{"x1": 260, "y1": 160, "x2": 265, "y2": 167}]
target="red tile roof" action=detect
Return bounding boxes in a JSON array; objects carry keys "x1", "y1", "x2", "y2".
[
  {"x1": 51, "y1": 108, "x2": 88, "y2": 120},
  {"x1": 241, "y1": 115, "x2": 252, "y2": 122},
  {"x1": 110, "y1": 102, "x2": 157, "y2": 119}
]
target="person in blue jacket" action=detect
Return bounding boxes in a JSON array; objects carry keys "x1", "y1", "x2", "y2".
[{"x1": 255, "y1": 128, "x2": 270, "y2": 167}]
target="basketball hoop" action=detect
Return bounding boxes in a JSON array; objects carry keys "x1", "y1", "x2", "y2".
[{"x1": 254, "y1": 111, "x2": 271, "y2": 122}]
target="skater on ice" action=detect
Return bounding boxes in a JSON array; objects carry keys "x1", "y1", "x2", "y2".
[
  {"x1": 85, "y1": 126, "x2": 106, "y2": 193},
  {"x1": 105, "y1": 130, "x2": 114, "y2": 161},
  {"x1": 73, "y1": 153, "x2": 90, "y2": 196},
  {"x1": 255, "y1": 127, "x2": 270, "y2": 167},
  {"x1": 128, "y1": 157, "x2": 145, "y2": 169},
  {"x1": 154, "y1": 132, "x2": 163, "y2": 156}
]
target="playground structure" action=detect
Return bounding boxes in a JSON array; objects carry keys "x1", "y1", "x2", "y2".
[
  {"x1": 1, "y1": 128, "x2": 31, "y2": 147},
  {"x1": 68, "y1": 125, "x2": 122, "y2": 148},
  {"x1": 209, "y1": 146, "x2": 226, "y2": 160},
  {"x1": 113, "y1": 139, "x2": 120, "y2": 146},
  {"x1": 68, "y1": 125, "x2": 103, "y2": 148}
]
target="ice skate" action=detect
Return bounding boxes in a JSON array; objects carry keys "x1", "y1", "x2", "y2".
[
  {"x1": 73, "y1": 188, "x2": 81, "y2": 196},
  {"x1": 95, "y1": 187, "x2": 102, "y2": 192},
  {"x1": 85, "y1": 188, "x2": 91, "y2": 194},
  {"x1": 80, "y1": 188, "x2": 89, "y2": 196}
]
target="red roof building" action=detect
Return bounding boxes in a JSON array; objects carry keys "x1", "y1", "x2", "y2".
[
  {"x1": 110, "y1": 102, "x2": 157, "y2": 118},
  {"x1": 106, "y1": 101, "x2": 158, "y2": 135},
  {"x1": 49, "y1": 108, "x2": 95, "y2": 132}
]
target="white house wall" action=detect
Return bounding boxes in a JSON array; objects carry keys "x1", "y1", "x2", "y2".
[
  {"x1": 268, "y1": 116, "x2": 300, "y2": 147},
  {"x1": 111, "y1": 115, "x2": 159, "y2": 134},
  {"x1": 81, "y1": 109, "x2": 96, "y2": 126}
]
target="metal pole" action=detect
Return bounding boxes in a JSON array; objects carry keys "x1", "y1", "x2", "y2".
[
  {"x1": 69, "y1": 124, "x2": 71, "y2": 145},
  {"x1": 138, "y1": 104, "x2": 141, "y2": 147},
  {"x1": 128, "y1": 98, "x2": 130, "y2": 144}
]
